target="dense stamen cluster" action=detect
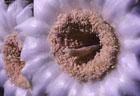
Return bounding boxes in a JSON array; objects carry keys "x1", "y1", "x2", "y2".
[
  {"x1": 2, "y1": 34, "x2": 29, "y2": 88},
  {"x1": 49, "y1": 10, "x2": 119, "y2": 81}
]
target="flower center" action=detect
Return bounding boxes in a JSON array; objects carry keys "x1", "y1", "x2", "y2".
[
  {"x1": 2, "y1": 34, "x2": 29, "y2": 88},
  {"x1": 49, "y1": 10, "x2": 119, "y2": 81}
]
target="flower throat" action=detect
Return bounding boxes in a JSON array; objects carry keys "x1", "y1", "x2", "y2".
[{"x1": 49, "y1": 10, "x2": 119, "y2": 82}]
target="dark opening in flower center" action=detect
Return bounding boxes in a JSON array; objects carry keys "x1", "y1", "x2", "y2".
[
  {"x1": 49, "y1": 10, "x2": 119, "y2": 81},
  {"x1": 2, "y1": 34, "x2": 29, "y2": 88}
]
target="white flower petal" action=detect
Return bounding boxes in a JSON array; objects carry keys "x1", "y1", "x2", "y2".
[
  {"x1": 100, "y1": 53, "x2": 140, "y2": 96},
  {"x1": 32, "y1": 63, "x2": 60, "y2": 96},
  {"x1": 0, "y1": 16, "x2": 9, "y2": 33},
  {"x1": 0, "y1": 44, "x2": 2, "y2": 53},
  {"x1": 0, "y1": 53, "x2": 4, "y2": 70},
  {"x1": 6, "y1": 2, "x2": 17, "y2": 29},
  {"x1": 16, "y1": 0, "x2": 29, "y2": 13},
  {"x1": 59, "y1": 0, "x2": 80, "y2": 11},
  {"x1": 15, "y1": 88, "x2": 32, "y2": 96},
  {"x1": 21, "y1": 37, "x2": 50, "y2": 61},
  {"x1": 4, "y1": 80, "x2": 32, "y2": 96},
  {"x1": 118, "y1": 73, "x2": 140, "y2": 95},
  {"x1": 34, "y1": 0, "x2": 60, "y2": 12},
  {"x1": 0, "y1": 28, "x2": 7, "y2": 41},
  {"x1": 80, "y1": 81, "x2": 100, "y2": 96},
  {"x1": 0, "y1": 70, "x2": 7, "y2": 87},
  {"x1": 22, "y1": 53, "x2": 53, "y2": 81},
  {"x1": 0, "y1": 0, "x2": 7, "y2": 10},
  {"x1": 6, "y1": 0, "x2": 32, "y2": 29},
  {"x1": 77, "y1": 0, "x2": 92, "y2": 10},
  {"x1": 117, "y1": 13, "x2": 140, "y2": 39},
  {"x1": 34, "y1": 0, "x2": 59, "y2": 26},
  {"x1": 118, "y1": 52, "x2": 140, "y2": 81},
  {"x1": 103, "y1": 0, "x2": 137, "y2": 25},
  {"x1": 4, "y1": 80, "x2": 17, "y2": 96},
  {"x1": 16, "y1": 32, "x2": 26, "y2": 43},
  {"x1": 100, "y1": 71, "x2": 120, "y2": 96},
  {"x1": 121, "y1": 38, "x2": 140, "y2": 53},
  {"x1": 78, "y1": 0, "x2": 104, "y2": 10},
  {"x1": 16, "y1": 4, "x2": 33, "y2": 25},
  {"x1": 0, "y1": 4, "x2": 9, "y2": 32},
  {"x1": 15, "y1": 18, "x2": 50, "y2": 37},
  {"x1": 91, "y1": 0, "x2": 104, "y2": 9},
  {"x1": 68, "y1": 82, "x2": 82, "y2": 96},
  {"x1": 46, "y1": 73, "x2": 74, "y2": 96}
]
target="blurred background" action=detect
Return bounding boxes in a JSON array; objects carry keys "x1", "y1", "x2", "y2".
[
  {"x1": 5, "y1": 0, "x2": 33, "y2": 5},
  {"x1": 0, "y1": 0, "x2": 33, "y2": 96}
]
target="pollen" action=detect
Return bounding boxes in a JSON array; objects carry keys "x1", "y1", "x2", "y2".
[
  {"x1": 2, "y1": 34, "x2": 29, "y2": 88},
  {"x1": 49, "y1": 10, "x2": 119, "y2": 81}
]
